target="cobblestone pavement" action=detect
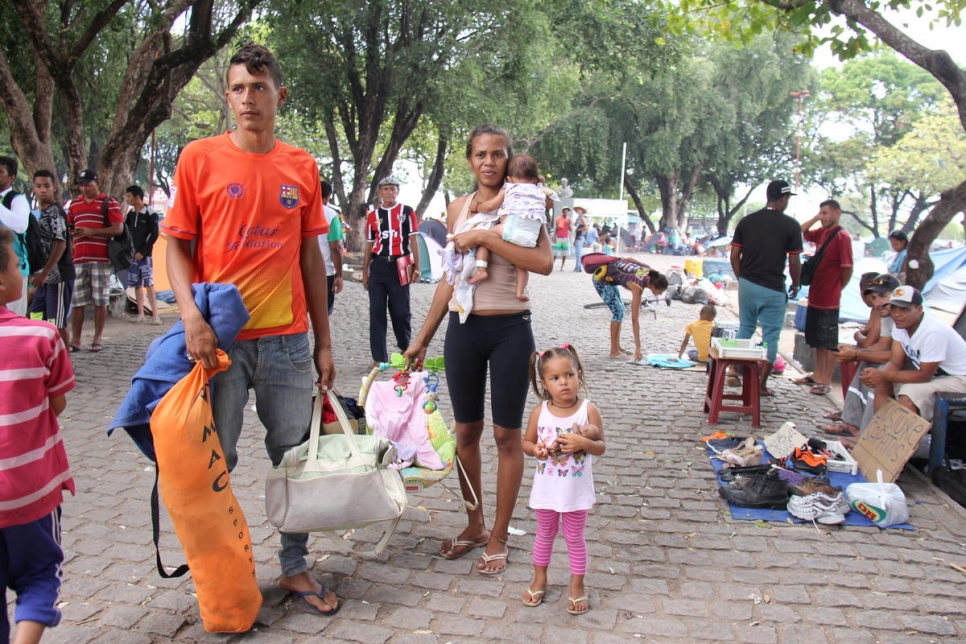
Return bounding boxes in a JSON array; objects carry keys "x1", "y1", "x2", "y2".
[{"x1": 29, "y1": 253, "x2": 966, "y2": 643}]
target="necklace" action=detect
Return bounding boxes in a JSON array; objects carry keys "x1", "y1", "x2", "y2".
[{"x1": 550, "y1": 398, "x2": 579, "y2": 410}]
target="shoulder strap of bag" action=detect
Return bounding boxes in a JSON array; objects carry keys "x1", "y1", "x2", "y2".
[
  {"x1": 150, "y1": 468, "x2": 190, "y2": 578},
  {"x1": 811, "y1": 226, "x2": 841, "y2": 262}
]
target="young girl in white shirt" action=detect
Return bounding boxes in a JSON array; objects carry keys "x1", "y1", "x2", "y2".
[{"x1": 521, "y1": 344, "x2": 606, "y2": 615}]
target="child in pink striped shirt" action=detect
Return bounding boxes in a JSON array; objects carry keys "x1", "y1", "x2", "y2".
[
  {"x1": 0, "y1": 227, "x2": 76, "y2": 643},
  {"x1": 522, "y1": 344, "x2": 605, "y2": 616}
]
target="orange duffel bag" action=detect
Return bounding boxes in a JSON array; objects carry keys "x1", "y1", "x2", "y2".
[{"x1": 151, "y1": 350, "x2": 262, "y2": 633}]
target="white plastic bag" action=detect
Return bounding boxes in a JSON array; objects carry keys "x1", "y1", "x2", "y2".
[{"x1": 845, "y1": 470, "x2": 909, "y2": 527}]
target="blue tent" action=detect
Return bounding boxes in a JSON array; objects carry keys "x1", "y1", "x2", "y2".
[{"x1": 923, "y1": 245, "x2": 966, "y2": 314}]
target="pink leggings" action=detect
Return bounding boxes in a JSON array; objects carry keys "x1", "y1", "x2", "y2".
[{"x1": 532, "y1": 508, "x2": 589, "y2": 574}]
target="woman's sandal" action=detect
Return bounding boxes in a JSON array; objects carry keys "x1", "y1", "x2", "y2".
[
  {"x1": 477, "y1": 537, "x2": 508, "y2": 575},
  {"x1": 567, "y1": 595, "x2": 590, "y2": 615},
  {"x1": 824, "y1": 411, "x2": 843, "y2": 421},
  {"x1": 522, "y1": 588, "x2": 545, "y2": 607},
  {"x1": 810, "y1": 383, "x2": 830, "y2": 395},
  {"x1": 439, "y1": 531, "x2": 490, "y2": 560},
  {"x1": 793, "y1": 375, "x2": 816, "y2": 385}
]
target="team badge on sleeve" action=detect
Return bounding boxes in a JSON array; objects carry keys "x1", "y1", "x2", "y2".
[{"x1": 280, "y1": 185, "x2": 300, "y2": 209}]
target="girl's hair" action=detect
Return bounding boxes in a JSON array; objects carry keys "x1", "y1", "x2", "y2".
[
  {"x1": 507, "y1": 155, "x2": 539, "y2": 181},
  {"x1": 528, "y1": 344, "x2": 587, "y2": 400},
  {"x1": 888, "y1": 230, "x2": 908, "y2": 245},
  {"x1": 647, "y1": 270, "x2": 669, "y2": 291},
  {"x1": 464, "y1": 123, "x2": 513, "y2": 159}
]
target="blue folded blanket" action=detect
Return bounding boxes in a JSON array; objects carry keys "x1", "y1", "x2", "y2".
[{"x1": 108, "y1": 283, "x2": 250, "y2": 460}]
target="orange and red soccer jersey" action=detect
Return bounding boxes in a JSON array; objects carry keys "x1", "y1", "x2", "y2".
[{"x1": 161, "y1": 133, "x2": 328, "y2": 340}]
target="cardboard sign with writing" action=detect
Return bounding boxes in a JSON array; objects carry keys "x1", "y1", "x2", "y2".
[
  {"x1": 850, "y1": 398, "x2": 931, "y2": 483},
  {"x1": 764, "y1": 422, "x2": 808, "y2": 459}
]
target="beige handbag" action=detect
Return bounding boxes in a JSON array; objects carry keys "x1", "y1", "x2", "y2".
[{"x1": 265, "y1": 389, "x2": 407, "y2": 555}]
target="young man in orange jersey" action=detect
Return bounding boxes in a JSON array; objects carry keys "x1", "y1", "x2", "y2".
[{"x1": 163, "y1": 43, "x2": 340, "y2": 616}]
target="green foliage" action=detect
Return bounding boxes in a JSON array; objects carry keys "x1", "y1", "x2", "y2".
[
  {"x1": 656, "y1": 0, "x2": 964, "y2": 62},
  {"x1": 868, "y1": 98, "x2": 966, "y2": 194}
]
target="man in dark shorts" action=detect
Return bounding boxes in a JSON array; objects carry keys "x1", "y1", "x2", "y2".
[
  {"x1": 797, "y1": 199, "x2": 852, "y2": 395},
  {"x1": 29, "y1": 170, "x2": 74, "y2": 347}
]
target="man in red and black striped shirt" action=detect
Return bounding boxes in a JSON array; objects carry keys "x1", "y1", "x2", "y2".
[{"x1": 362, "y1": 176, "x2": 420, "y2": 364}]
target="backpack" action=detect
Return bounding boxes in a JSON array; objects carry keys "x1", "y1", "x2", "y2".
[
  {"x1": 101, "y1": 196, "x2": 135, "y2": 271},
  {"x1": 2, "y1": 190, "x2": 47, "y2": 274}
]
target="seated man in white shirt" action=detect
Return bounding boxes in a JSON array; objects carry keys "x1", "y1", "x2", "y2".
[{"x1": 861, "y1": 286, "x2": 966, "y2": 422}]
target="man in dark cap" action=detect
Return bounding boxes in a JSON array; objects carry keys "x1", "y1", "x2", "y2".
[
  {"x1": 823, "y1": 273, "x2": 900, "y2": 440},
  {"x1": 729, "y1": 180, "x2": 803, "y2": 395}
]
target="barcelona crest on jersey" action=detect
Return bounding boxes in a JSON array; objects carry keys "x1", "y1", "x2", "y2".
[{"x1": 279, "y1": 184, "x2": 300, "y2": 209}]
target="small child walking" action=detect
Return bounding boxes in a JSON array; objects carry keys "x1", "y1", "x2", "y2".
[
  {"x1": 0, "y1": 227, "x2": 76, "y2": 644},
  {"x1": 522, "y1": 344, "x2": 605, "y2": 615},
  {"x1": 678, "y1": 304, "x2": 717, "y2": 362}
]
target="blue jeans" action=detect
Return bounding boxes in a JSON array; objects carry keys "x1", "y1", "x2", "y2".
[
  {"x1": 212, "y1": 333, "x2": 315, "y2": 577},
  {"x1": 574, "y1": 238, "x2": 585, "y2": 271},
  {"x1": 737, "y1": 278, "x2": 786, "y2": 364}
]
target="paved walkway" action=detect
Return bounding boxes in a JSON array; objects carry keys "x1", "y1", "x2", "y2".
[{"x1": 33, "y1": 255, "x2": 966, "y2": 643}]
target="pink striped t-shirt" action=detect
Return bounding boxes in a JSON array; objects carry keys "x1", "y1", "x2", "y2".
[{"x1": 0, "y1": 306, "x2": 76, "y2": 528}]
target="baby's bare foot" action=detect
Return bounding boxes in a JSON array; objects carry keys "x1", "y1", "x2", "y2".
[{"x1": 467, "y1": 269, "x2": 488, "y2": 285}]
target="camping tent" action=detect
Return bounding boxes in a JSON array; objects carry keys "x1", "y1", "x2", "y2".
[
  {"x1": 414, "y1": 232, "x2": 444, "y2": 283},
  {"x1": 923, "y1": 245, "x2": 966, "y2": 315}
]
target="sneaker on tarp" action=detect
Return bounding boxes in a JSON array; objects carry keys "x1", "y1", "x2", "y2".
[
  {"x1": 787, "y1": 491, "x2": 850, "y2": 524},
  {"x1": 719, "y1": 470, "x2": 789, "y2": 509}
]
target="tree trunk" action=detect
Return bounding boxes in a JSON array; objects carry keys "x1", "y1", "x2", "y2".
[
  {"x1": 2, "y1": 0, "x2": 261, "y2": 204},
  {"x1": 655, "y1": 174, "x2": 680, "y2": 230},
  {"x1": 905, "y1": 179, "x2": 966, "y2": 289},
  {"x1": 625, "y1": 177, "x2": 656, "y2": 235},
  {"x1": 415, "y1": 132, "x2": 448, "y2": 219}
]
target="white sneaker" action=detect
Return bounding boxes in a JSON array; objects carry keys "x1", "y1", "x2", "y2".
[{"x1": 787, "y1": 491, "x2": 850, "y2": 524}]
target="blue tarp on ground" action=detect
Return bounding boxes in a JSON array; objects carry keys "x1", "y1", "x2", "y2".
[{"x1": 708, "y1": 444, "x2": 915, "y2": 530}]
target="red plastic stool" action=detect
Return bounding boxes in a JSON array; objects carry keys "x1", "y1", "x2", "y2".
[
  {"x1": 704, "y1": 348, "x2": 766, "y2": 427},
  {"x1": 839, "y1": 361, "x2": 858, "y2": 400}
]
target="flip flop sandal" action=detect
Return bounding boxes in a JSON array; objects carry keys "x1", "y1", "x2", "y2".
[
  {"x1": 762, "y1": 389, "x2": 775, "y2": 397},
  {"x1": 793, "y1": 375, "x2": 816, "y2": 385},
  {"x1": 90, "y1": 343, "x2": 103, "y2": 353},
  {"x1": 810, "y1": 384, "x2": 830, "y2": 395},
  {"x1": 824, "y1": 411, "x2": 843, "y2": 421},
  {"x1": 823, "y1": 423, "x2": 858, "y2": 437},
  {"x1": 439, "y1": 532, "x2": 490, "y2": 560},
  {"x1": 567, "y1": 595, "x2": 590, "y2": 615},
  {"x1": 477, "y1": 548, "x2": 508, "y2": 576},
  {"x1": 291, "y1": 587, "x2": 341, "y2": 616},
  {"x1": 522, "y1": 588, "x2": 545, "y2": 607},
  {"x1": 69, "y1": 345, "x2": 82, "y2": 353}
]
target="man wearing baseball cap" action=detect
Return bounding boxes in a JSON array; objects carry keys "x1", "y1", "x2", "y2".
[
  {"x1": 860, "y1": 285, "x2": 966, "y2": 422},
  {"x1": 363, "y1": 175, "x2": 420, "y2": 365},
  {"x1": 823, "y1": 273, "x2": 900, "y2": 440},
  {"x1": 729, "y1": 179, "x2": 803, "y2": 395},
  {"x1": 67, "y1": 169, "x2": 123, "y2": 352}
]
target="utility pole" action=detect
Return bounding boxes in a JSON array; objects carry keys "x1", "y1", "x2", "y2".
[{"x1": 789, "y1": 90, "x2": 810, "y2": 193}]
